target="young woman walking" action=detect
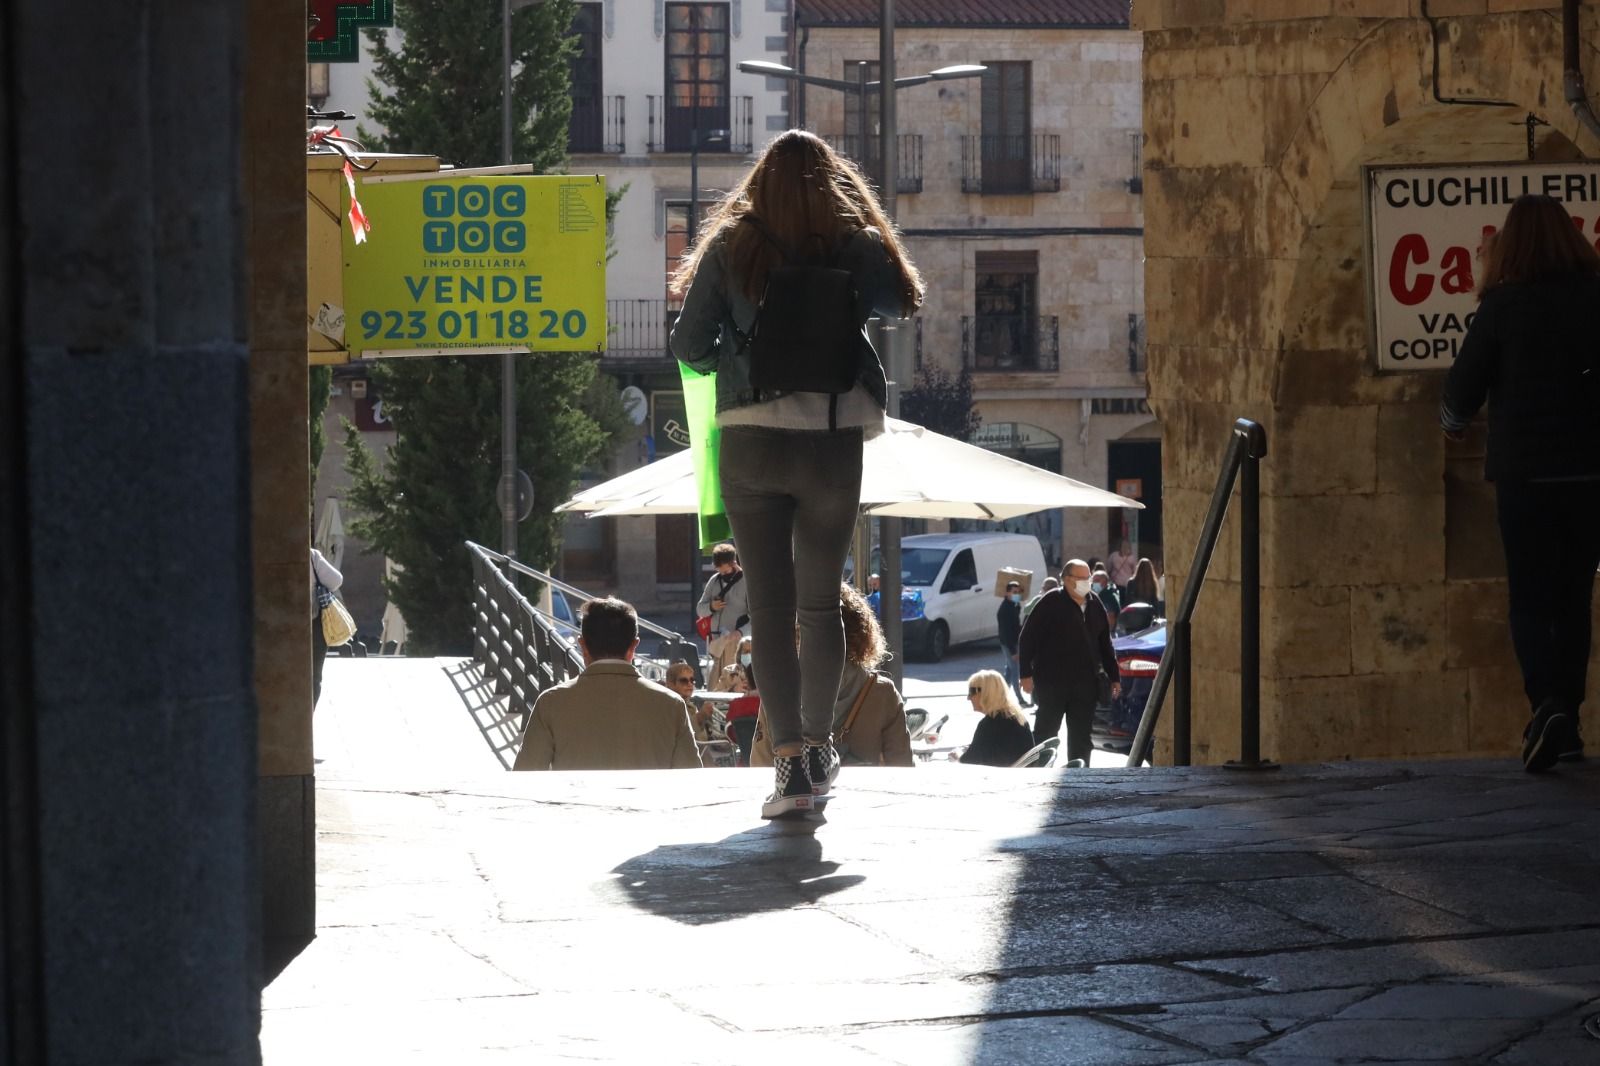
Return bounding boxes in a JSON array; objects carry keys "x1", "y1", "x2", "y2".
[
  {"x1": 1441, "y1": 194, "x2": 1600, "y2": 772},
  {"x1": 669, "y1": 130, "x2": 924, "y2": 817}
]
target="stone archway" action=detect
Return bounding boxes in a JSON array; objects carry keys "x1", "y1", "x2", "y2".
[{"x1": 1141, "y1": 8, "x2": 1600, "y2": 764}]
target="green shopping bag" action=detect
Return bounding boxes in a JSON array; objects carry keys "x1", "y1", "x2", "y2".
[{"x1": 679, "y1": 362, "x2": 732, "y2": 548}]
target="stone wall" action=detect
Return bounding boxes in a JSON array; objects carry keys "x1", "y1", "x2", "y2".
[
  {"x1": 1137, "y1": 3, "x2": 1600, "y2": 763},
  {"x1": 801, "y1": 26, "x2": 1152, "y2": 561}
]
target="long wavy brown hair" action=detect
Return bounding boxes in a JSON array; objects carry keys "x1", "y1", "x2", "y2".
[
  {"x1": 1478, "y1": 194, "x2": 1600, "y2": 299},
  {"x1": 840, "y1": 582, "x2": 887, "y2": 669},
  {"x1": 668, "y1": 129, "x2": 925, "y2": 313}
]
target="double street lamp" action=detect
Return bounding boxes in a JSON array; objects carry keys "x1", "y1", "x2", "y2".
[
  {"x1": 736, "y1": 60, "x2": 984, "y2": 200},
  {"x1": 736, "y1": 54, "x2": 984, "y2": 686}
]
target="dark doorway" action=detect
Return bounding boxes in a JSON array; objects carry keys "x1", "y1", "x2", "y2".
[{"x1": 1107, "y1": 439, "x2": 1162, "y2": 559}]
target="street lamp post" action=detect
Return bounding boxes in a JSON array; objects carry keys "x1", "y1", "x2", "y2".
[
  {"x1": 499, "y1": 0, "x2": 551, "y2": 561},
  {"x1": 736, "y1": 52, "x2": 983, "y2": 686},
  {"x1": 686, "y1": 113, "x2": 727, "y2": 620}
]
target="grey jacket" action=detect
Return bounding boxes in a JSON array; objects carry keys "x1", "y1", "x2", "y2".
[
  {"x1": 696, "y1": 568, "x2": 750, "y2": 636},
  {"x1": 668, "y1": 224, "x2": 907, "y2": 415}
]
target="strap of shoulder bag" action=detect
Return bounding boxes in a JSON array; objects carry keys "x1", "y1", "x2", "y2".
[{"x1": 837, "y1": 672, "x2": 877, "y2": 743}]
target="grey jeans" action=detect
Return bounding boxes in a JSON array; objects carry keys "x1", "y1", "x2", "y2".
[{"x1": 719, "y1": 425, "x2": 864, "y2": 751}]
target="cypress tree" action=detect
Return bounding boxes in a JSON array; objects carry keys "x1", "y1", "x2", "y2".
[{"x1": 343, "y1": 0, "x2": 627, "y2": 655}]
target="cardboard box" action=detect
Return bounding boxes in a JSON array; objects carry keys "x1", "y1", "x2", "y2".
[{"x1": 995, "y1": 567, "x2": 1034, "y2": 599}]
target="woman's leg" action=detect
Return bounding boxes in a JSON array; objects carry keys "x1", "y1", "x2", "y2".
[
  {"x1": 720, "y1": 428, "x2": 803, "y2": 753},
  {"x1": 1496, "y1": 480, "x2": 1555, "y2": 711},
  {"x1": 790, "y1": 430, "x2": 865, "y2": 745}
]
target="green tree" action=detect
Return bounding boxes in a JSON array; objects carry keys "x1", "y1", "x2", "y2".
[
  {"x1": 901, "y1": 365, "x2": 982, "y2": 442},
  {"x1": 361, "y1": 0, "x2": 577, "y2": 171},
  {"x1": 343, "y1": 0, "x2": 628, "y2": 655}
]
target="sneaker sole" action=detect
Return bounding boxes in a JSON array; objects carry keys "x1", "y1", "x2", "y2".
[
  {"x1": 761, "y1": 794, "x2": 814, "y2": 820},
  {"x1": 1523, "y1": 713, "x2": 1570, "y2": 773}
]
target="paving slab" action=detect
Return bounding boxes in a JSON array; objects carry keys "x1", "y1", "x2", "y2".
[{"x1": 261, "y1": 660, "x2": 1600, "y2": 1063}]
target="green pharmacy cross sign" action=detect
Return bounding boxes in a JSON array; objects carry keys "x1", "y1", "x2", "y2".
[{"x1": 308, "y1": 0, "x2": 394, "y2": 63}]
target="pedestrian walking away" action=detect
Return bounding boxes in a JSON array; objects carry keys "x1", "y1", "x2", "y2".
[
  {"x1": 697, "y1": 542, "x2": 749, "y2": 678},
  {"x1": 670, "y1": 129, "x2": 925, "y2": 819},
  {"x1": 997, "y1": 579, "x2": 1024, "y2": 702},
  {"x1": 750, "y1": 583, "x2": 914, "y2": 770},
  {"x1": 310, "y1": 547, "x2": 343, "y2": 709},
  {"x1": 1440, "y1": 193, "x2": 1600, "y2": 773},
  {"x1": 1017, "y1": 558, "x2": 1120, "y2": 764}
]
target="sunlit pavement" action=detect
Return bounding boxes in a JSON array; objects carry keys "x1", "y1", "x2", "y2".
[{"x1": 262, "y1": 657, "x2": 1600, "y2": 1064}]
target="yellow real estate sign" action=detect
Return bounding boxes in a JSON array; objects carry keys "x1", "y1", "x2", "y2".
[{"x1": 342, "y1": 174, "x2": 607, "y2": 357}]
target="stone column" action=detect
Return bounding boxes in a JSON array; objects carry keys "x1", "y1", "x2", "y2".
[
  {"x1": 3, "y1": 0, "x2": 263, "y2": 1061},
  {"x1": 246, "y1": 0, "x2": 316, "y2": 978}
]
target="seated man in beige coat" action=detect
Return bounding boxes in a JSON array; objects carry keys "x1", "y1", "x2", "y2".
[{"x1": 513, "y1": 597, "x2": 702, "y2": 771}]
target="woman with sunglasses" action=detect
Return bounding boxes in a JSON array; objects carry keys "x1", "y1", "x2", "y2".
[
  {"x1": 957, "y1": 670, "x2": 1035, "y2": 767},
  {"x1": 664, "y1": 663, "x2": 717, "y2": 744}
]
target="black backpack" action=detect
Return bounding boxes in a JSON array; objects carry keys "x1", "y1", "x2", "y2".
[{"x1": 738, "y1": 217, "x2": 864, "y2": 412}]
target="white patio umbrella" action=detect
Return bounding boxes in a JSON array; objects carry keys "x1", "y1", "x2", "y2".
[
  {"x1": 558, "y1": 418, "x2": 1141, "y2": 519},
  {"x1": 314, "y1": 496, "x2": 346, "y2": 569}
]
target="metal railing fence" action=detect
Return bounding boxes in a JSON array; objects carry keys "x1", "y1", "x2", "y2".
[{"x1": 1125, "y1": 419, "x2": 1274, "y2": 771}]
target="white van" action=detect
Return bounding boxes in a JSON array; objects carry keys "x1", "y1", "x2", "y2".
[{"x1": 899, "y1": 533, "x2": 1047, "y2": 661}]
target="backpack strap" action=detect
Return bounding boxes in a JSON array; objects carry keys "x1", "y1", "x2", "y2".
[{"x1": 740, "y1": 214, "x2": 799, "y2": 265}]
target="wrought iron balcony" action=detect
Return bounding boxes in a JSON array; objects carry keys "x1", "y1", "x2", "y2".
[
  {"x1": 646, "y1": 95, "x2": 753, "y2": 154},
  {"x1": 569, "y1": 95, "x2": 626, "y2": 154},
  {"x1": 959, "y1": 133, "x2": 1062, "y2": 194},
  {"x1": 960, "y1": 315, "x2": 1059, "y2": 372},
  {"x1": 821, "y1": 133, "x2": 924, "y2": 194},
  {"x1": 604, "y1": 299, "x2": 676, "y2": 365}
]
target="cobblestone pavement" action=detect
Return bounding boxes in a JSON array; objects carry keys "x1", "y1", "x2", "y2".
[{"x1": 262, "y1": 660, "x2": 1600, "y2": 1064}]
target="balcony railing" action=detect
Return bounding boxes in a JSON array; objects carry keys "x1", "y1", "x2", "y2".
[
  {"x1": 961, "y1": 315, "x2": 1059, "y2": 372},
  {"x1": 821, "y1": 134, "x2": 923, "y2": 194},
  {"x1": 605, "y1": 299, "x2": 676, "y2": 363},
  {"x1": 569, "y1": 95, "x2": 625, "y2": 154},
  {"x1": 647, "y1": 95, "x2": 753, "y2": 154},
  {"x1": 960, "y1": 134, "x2": 1062, "y2": 194},
  {"x1": 1128, "y1": 312, "x2": 1147, "y2": 374}
]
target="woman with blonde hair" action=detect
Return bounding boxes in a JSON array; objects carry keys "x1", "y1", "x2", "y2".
[
  {"x1": 1441, "y1": 194, "x2": 1600, "y2": 772},
  {"x1": 670, "y1": 130, "x2": 925, "y2": 818},
  {"x1": 957, "y1": 670, "x2": 1036, "y2": 767}
]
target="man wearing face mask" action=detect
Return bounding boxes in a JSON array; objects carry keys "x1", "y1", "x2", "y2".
[
  {"x1": 997, "y1": 580, "x2": 1025, "y2": 702},
  {"x1": 1091, "y1": 568, "x2": 1121, "y2": 625},
  {"x1": 1017, "y1": 559, "x2": 1120, "y2": 764}
]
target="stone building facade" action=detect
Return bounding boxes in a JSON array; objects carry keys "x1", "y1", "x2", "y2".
[
  {"x1": 1136, "y1": 2, "x2": 1600, "y2": 763},
  {"x1": 795, "y1": 2, "x2": 1154, "y2": 570}
]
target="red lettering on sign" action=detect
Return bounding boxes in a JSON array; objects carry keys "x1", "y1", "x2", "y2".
[
  {"x1": 1439, "y1": 245, "x2": 1474, "y2": 295},
  {"x1": 1389, "y1": 233, "x2": 1433, "y2": 306}
]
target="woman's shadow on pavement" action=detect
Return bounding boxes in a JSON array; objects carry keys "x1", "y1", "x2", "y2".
[{"x1": 609, "y1": 818, "x2": 865, "y2": 924}]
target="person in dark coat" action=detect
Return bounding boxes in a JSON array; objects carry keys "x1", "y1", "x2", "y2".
[
  {"x1": 1440, "y1": 193, "x2": 1600, "y2": 772},
  {"x1": 1017, "y1": 558, "x2": 1120, "y2": 764},
  {"x1": 996, "y1": 579, "x2": 1024, "y2": 702},
  {"x1": 958, "y1": 670, "x2": 1036, "y2": 767}
]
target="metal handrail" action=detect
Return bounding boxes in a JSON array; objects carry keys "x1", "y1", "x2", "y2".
[
  {"x1": 1125, "y1": 419, "x2": 1274, "y2": 770},
  {"x1": 465, "y1": 542, "x2": 687, "y2": 644},
  {"x1": 467, "y1": 542, "x2": 584, "y2": 727}
]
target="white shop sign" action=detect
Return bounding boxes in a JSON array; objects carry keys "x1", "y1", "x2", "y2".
[{"x1": 1366, "y1": 162, "x2": 1600, "y2": 372}]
